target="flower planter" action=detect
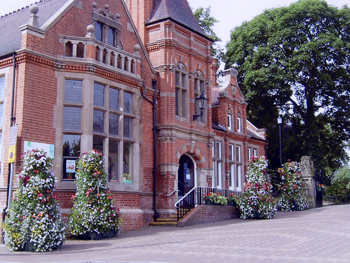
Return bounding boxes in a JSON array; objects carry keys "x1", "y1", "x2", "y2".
[
  {"x1": 22, "y1": 242, "x2": 35, "y2": 252},
  {"x1": 228, "y1": 200, "x2": 236, "y2": 206},
  {"x1": 205, "y1": 200, "x2": 224, "y2": 205},
  {"x1": 21, "y1": 241, "x2": 62, "y2": 252},
  {"x1": 292, "y1": 201, "x2": 301, "y2": 211},
  {"x1": 253, "y1": 210, "x2": 263, "y2": 219},
  {"x1": 77, "y1": 229, "x2": 118, "y2": 240}
]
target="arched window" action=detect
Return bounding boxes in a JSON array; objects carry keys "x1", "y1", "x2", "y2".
[
  {"x1": 117, "y1": 54, "x2": 122, "y2": 69},
  {"x1": 110, "y1": 52, "x2": 115, "y2": 66},
  {"x1": 130, "y1": 59, "x2": 135, "y2": 73},
  {"x1": 95, "y1": 46, "x2": 101, "y2": 61},
  {"x1": 65, "y1": 41, "x2": 73, "y2": 57},
  {"x1": 124, "y1": 57, "x2": 129, "y2": 71},
  {"x1": 102, "y1": 49, "x2": 108, "y2": 64},
  {"x1": 77, "y1": 42, "x2": 84, "y2": 58}
]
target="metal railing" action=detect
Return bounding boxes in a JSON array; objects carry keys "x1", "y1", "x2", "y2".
[{"x1": 175, "y1": 186, "x2": 241, "y2": 221}]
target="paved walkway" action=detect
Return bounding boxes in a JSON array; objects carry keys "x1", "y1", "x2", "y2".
[{"x1": 0, "y1": 204, "x2": 349, "y2": 263}]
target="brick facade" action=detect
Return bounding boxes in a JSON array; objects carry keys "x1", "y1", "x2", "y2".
[{"x1": 0, "y1": 0, "x2": 267, "y2": 233}]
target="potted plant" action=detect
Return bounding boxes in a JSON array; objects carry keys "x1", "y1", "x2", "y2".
[
  {"x1": 238, "y1": 156, "x2": 277, "y2": 219},
  {"x1": 278, "y1": 161, "x2": 309, "y2": 212},
  {"x1": 3, "y1": 149, "x2": 65, "y2": 252},
  {"x1": 68, "y1": 150, "x2": 122, "y2": 240},
  {"x1": 204, "y1": 192, "x2": 227, "y2": 205}
]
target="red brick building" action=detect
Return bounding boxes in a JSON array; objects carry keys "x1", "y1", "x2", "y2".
[{"x1": 0, "y1": 0, "x2": 266, "y2": 232}]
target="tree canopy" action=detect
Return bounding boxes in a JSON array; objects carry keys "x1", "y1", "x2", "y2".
[
  {"x1": 193, "y1": 6, "x2": 223, "y2": 68},
  {"x1": 224, "y1": 0, "x2": 350, "y2": 176}
]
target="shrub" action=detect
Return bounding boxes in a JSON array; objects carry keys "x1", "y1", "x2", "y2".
[{"x1": 325, "y1": 167, "x2": 350, "y2": 203}]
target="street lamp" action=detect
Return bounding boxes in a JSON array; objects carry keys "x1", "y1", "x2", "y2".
[
  {"x1": 193, "y1": 91, "x2": 208, "y2": 121},
  {"x1": 277, "y1": 115, "x2": 283, "y2": 167}
]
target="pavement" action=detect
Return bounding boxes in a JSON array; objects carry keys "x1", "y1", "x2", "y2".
[{"x1": 0, "y1": 204, "x2": 349, "y2": 263}]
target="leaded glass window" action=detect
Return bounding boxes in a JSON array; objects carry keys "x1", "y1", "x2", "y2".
[
  {"x1": 65, "y1": 79, "x2": 82, "y2": 103},
  {"x1": 64, "y1": 107, "x2": 81, "y2": 130},
  {"x1": 93, "y1": 110, "x2": 104, "y2": 133},
  {"x1": 94, "y1": 83, "x2": 105, "y2": 107}
]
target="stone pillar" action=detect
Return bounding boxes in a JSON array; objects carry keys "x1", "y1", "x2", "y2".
[{"x1": 300, "y1": 156, "x2": 316, "y2": 208}]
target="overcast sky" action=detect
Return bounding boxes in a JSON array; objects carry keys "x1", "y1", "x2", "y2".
[{"x1": 2, "y1": 0, "x2": 349, "y2": 48}]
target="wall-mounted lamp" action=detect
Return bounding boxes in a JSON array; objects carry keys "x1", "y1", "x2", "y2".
[{"x1": 193, "y1": 91, "x2": 208, "y2": 121}]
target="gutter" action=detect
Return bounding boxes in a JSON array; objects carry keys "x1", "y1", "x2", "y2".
[{"x1": 141, "y1": 79, "x2": 159, "y2": 222}]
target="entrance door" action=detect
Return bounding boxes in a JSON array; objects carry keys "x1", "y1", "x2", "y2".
[{"x1": 178, "y1": 155, "x2": 194, "y2": 198}]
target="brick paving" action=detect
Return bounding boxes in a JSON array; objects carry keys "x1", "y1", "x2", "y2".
[{"x1": 0, "y1": 204, "x2": 349, "y2": 263}]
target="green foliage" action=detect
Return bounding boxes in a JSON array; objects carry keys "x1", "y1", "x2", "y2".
[
  {"x1": 278, "y1": 161, "x2": 309, "y2": 211},
  {"x1": 68, "y1": 150, "x2": 122, "y2": 236},
  {"x1": 3, "y1": 149, "x2": 65, "y2": 252},
  {"x1": 325, "y1": 166, "x2": 350, "y2": 202},
  {"x1": 204, "y1": 192, "x2": 228, "y2": 205},
  {"x1": 238, "y1": 157, "x2": 277, "y2": 219},
  {"x1": 193, "y1": 6, "x2": 224, "y2": 73},
  {"x1": 224, "y1": 0, "x2": 350, "y2": 173}
]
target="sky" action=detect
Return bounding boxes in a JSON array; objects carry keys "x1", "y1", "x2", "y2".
[{"x1": 2, "y1": 0, "x2": 349, "y2": 48}]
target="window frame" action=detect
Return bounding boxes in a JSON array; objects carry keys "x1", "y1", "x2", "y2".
[
  {"x1": 213, "y1": 141, "x2": 223, "y2": 189},
  {"x1": 175, "y1": 64, "x2": 188, "y2": 119}
]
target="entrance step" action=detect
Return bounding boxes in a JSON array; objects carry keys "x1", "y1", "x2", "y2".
[{"x1": 149, "y1": 209, "x2": 193, "y2": 227}]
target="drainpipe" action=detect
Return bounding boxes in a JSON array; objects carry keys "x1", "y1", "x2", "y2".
[
  {"x1": 141, "y1": 79, "x2": 159, "y2": 221},
  {"x1": 2, "y1": 53, "x2": 16, "y2": 243},
  {"x1": 151, "y1": 79, "x2": 159, "y2": 221}
]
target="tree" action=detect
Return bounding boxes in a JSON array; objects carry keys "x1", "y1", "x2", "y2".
[
  {"x1": 224, "y1": 0, "x2": 350, "y2": 175},
  {"x1": 193, "y1": 7, "x2": 224, "y2": 70}
]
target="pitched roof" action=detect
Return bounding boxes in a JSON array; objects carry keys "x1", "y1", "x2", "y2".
[
  {"x1": 147, "y1": 0, "x2": 209, "y2": 40},
  {"x1": 0, "y1": 0, "x2": 70, "y2": 57}
]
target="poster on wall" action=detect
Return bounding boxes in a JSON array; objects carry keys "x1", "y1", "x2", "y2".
[
  {"x1": 66, "y1": 159, "x2": 76, "y2": 173},
  {"x1": 23, "y1": 141, "x2": 55, "y2": 158}
]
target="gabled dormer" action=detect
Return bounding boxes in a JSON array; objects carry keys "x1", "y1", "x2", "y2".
[{"x1": 212, "y1": 68, "x2": 248, "y2": 134}]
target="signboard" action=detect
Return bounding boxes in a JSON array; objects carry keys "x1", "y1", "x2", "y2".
[
  {"x1": 23, "y1": 141, "x2": 55, "y2": 158},
  {"x1": 8, "y1": 145, "x2": 16, "y2": 163},
  {"x1": 66, "y1": 159, "x2": 76, "y2": 173},
  {"x1": 9, "y1": 126, "x2": 17, "y2": 146},
  {"x1": 8, "y1": 126, "x2": 18, "y2": 163}
]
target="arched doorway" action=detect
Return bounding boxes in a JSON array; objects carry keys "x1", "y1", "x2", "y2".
[{"x1": 178, "y1": 155, "x2": 195, "y2": 198}]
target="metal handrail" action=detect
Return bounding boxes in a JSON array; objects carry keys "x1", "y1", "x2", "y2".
[
  {"x1": 175, "y1": 187, "x2": 197, "y2": 208},
  {"x1": 166, "y1": 190, "x2": 180, "y2": 197}
]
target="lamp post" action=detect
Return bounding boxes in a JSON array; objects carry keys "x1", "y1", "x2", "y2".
[
  {"x1": 277, "y1": 115, "x2": 283, "y2": 167},
  {"x1": 193, "y1": 91, "x2": 208, "y2": 121}
]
